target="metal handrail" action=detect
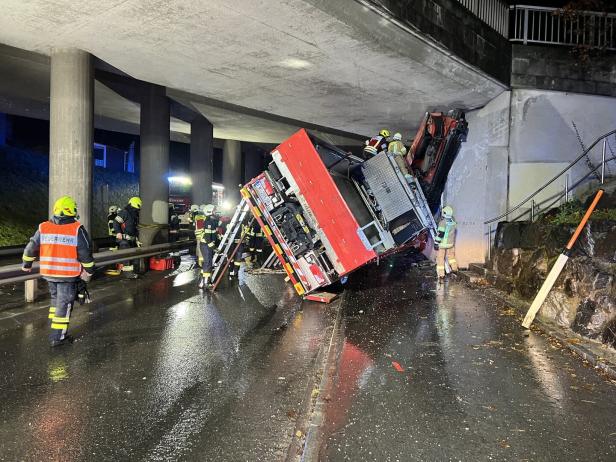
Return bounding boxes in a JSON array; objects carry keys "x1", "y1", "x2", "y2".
[
  {"x1": 510, "y1": 5, "x2": 616, "y2": 50},
  {"x1": 484, "y1": 129, "x2": 616, "y2": 224},
  {"x1": 0, "y1": 240, "x2": 195, "y2": 286}
]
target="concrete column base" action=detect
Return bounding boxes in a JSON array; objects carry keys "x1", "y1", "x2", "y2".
[
  {"x1": 138, "y1": 225, "x2": 167, "y2": 247},
  {"x1": 25, "y1": 279, "x2": 38, "y2": 303}
]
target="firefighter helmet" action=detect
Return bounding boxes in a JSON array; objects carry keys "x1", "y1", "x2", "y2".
[
  {"x1": 108, "y1": 205, "x2": 119, "y2": 214},
  {"x1": 393, "y1": 132, "x2": 402, "y2": 141},
  {"x1": 128, "y1": 197, "x2": 142, "y2": 209},
  {"x1": 203, "y1": 204, "x2": 216, "y2": 216},
  {"x1": 190, "y1": 204, "x2": 199, "y2": 213},
  {"x1": 53, "y1": 196, "x2": 77, "y2": 217},
  {"x1": 379, "y1": 129, "x2": 391, "y2": 138},
  {"x1": 442, "y1": 206, "x2": 454, "y2": 219}
]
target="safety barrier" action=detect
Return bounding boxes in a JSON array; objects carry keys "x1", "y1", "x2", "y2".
[
  {"x1": 0, "y1": 239, "x2": 195, "y2": 288},
  {"x1": 482, "y1": 130, "x2": 616, "y2": 260},
  {"x1": 457, "y1": 0, "x2": 509, "y2": 37},
  {"x1": 510, "y1": 5, "x2": 616, "y2": 50}
]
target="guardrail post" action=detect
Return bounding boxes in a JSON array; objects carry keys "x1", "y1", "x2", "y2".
[
  {"x1": 25, "y1": 279, "x2": 38, "y2": 303},
  {"x1": 601, "y1": 138, "x2": 606, "y2": 184},
  {"x1": 530, "y1": 199, "x2": 535, "y2": 222},
  {"x1": 487, "y1": 224, "x2": 492, "y2": 262},
  {"x1": 564, "y1": 174, "x2": 569, "y2": 203}
]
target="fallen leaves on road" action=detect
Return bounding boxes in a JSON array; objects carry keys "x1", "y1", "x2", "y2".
[{"x1": 392, "y1": 361, "x2": 405, "y2": 372}]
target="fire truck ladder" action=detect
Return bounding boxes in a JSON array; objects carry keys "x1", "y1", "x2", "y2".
[{"x1": 209, "y1": 199, "x2": 253, "y2": 291}]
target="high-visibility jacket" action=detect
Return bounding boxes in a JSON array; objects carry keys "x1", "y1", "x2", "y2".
[
  {"x1": 39, "y1": 221, "x2": 82, "y2": 278},
  {"x1": 435, "y1": 218, "x2": 456, "y2": 249},
  {"x1": 107, "y1": 212, "x2": 117, "y2": 236},
  {"x1": 387, "y1": 140, "x2": 407, "y2": 156},
  {"x1": 364, "y1": 135, "x2": 388, "y2": 153}
]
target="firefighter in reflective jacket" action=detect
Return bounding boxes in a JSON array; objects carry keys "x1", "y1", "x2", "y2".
[
  {"x1": 113, "y1": 196, "x2": 142, "y2": 279},
  {"x1": 387, "y1": 132, "x2": 412, "y2": 179},
  {"x1": 230, "y1": 223, "x2": 251, "y2": 280},
  {"x1": 434, "y1": 205, "x2": 458, "y2": 280},
  {"x1": 107, "y1": 206, "x2": 119, "y2": 236},
  {"x1": 248, "y1": 221, "x2": 265, "y2": 265},
  {"x1": 107, "y1": 205, "x2": 119, "y2": 250},
  {"x1": 195, "y1": 204, "x2": 218, "y2": 289},
  {"x1": 21, "y1": 196, "x2": 95, "y2": 347},
  {"x1": 363, "y1": 129, "x2": 390, "y2": 157}
]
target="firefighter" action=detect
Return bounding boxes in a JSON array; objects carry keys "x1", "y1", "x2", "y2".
[
  {"x1": 113, "y1": 196, "x2": 142, "y2": 279},
  {"x1": 249, "y1": 221, "x2": 265, "y2": 265},
  {"x1": 434, "y1": 205, "x2": 458, "y2": 280},
  {"x1": 230, "y1": 223, "x2": 251, "y2": 280},
  {"x1": 363, "y1": 129, "x2": 390, "y2": 157},
  {"x1": 388, "y1": 133, "x2": 411, "y2": 179},
  {"x1": 188, "y1": 204, "x2": 199, "y2": 224},
  {"x1": 21, "y1": 196, "x2": 95, "y2": 347},
  {"x1": 107, "y1": 206, "x2": 119, "y2": 236},
  {"x1": 196, "y1": 204, "x2": 218, "y2": 289},
  {"x1": 168, "y1": 203, "x2": 181, "y2": 243}
]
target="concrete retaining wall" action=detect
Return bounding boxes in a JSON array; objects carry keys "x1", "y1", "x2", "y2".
[{"x1": 444, "y1": 88, "x2": 616, "y2": 267}]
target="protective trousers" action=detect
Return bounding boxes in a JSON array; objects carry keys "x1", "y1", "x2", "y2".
[
  {"x1": 118, "y1": 239, "x2": 138, "y2": 275},
  {"x1": 48, "y1": 281, "x2": 77, "y2": 344},
  {"x1": 198, "y1": 241, "x2": 214, "y2": 282},
  {"x1": 230, "y1": 242, "x2": 243, "y2": 279},
  {"x1": 435, "y1": 247, "x2": 458, "y2": 278}
]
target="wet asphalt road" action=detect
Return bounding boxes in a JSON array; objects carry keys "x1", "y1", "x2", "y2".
[
  {"x1": 322, "y1": 253, "x2": 616, "y2": 462},
  {"x1": 0, "y1": 267, "x2": 334, "y2": 461}
]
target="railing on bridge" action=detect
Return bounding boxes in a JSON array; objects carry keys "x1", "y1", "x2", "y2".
[
  {"x1": 456, "y1": 0, "x2": 509, "y2": 37},
  {"x1": 510, "y1": 5, "x2": 616, "y2": 50}
]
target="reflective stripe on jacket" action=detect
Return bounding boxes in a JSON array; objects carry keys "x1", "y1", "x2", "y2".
[
  {"x1": 435, "y1": 218, "x2": 456, "y2": 249},
  {"x1": 39, "y1": 221, "x2": 82, "y2": 277}
]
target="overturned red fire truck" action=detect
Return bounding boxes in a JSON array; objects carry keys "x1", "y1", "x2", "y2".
[{"x1": 238, "y1": 110, "x2": 468, "y2": 296}]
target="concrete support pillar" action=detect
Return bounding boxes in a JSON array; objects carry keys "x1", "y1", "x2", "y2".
[
  {"x1": 49, "y1": 49, "x2": 93, "y2": 232},
  {"x1": 190, "y1": 116, "x2": 214, "y2": 204},
  {"x1": 223, "y1": 139, "x2": 242, "y2": 205},
  {"x1": 139, "y1": 84, "x2": 170, "y2": 245},
  {"x1": 243, "y1": 144, "x2": 263, "y2": 183}
]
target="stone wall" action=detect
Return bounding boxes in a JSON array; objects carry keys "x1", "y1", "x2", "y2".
[
  {"x1": 370, "y1": 0, "x2": 511, "y2": 84},
  {"x1": 491, "y1": 213, "x2": 616, "y2": 348},
  {"x1": 512, "y1": 44, "x2": 616, "y2": 97}
]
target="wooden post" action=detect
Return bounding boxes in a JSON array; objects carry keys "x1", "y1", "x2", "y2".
[{"x1": 522, "y1": 189, "x2": 604, "y2": 328}]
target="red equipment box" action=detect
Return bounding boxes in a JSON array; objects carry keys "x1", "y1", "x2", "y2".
[{"x1": 149, "y1": 256, "x2": 174, "y2": 271}]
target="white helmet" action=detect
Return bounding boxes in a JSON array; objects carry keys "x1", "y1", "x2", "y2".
[
  {"x1": 442, "y1": 205, "x2": 454, "y2": 219},
  {"x1": 108, "y1": 205, "x2": 118, "y2": 214},
  {"x1": 203, "y1": 204, "x2": 216, "y2": 216},
  {"x1": 190, "y1": 204, "x2": 199, "y2": 213},
  {"x1": 393, "y1": 132, "x2": 402, "y2": 141}
]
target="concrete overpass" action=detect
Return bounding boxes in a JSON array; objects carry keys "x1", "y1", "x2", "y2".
[{"x1": 0, "y1": 0, "x2": 507, "y2": 241}]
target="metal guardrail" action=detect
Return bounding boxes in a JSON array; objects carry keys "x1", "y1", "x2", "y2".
[
  {"x1": 510, "y1": 5, "x2": 616, "y2": 50},
  {"x1": 0, "y1": 240, "x2": 195, "y2": 286},
  {"x1": 484, "y1": 130, "x2": 615, "y2": 259},
  {"x1": 485, "y1": 129, "x2": 616, "y2": 225},
  {"x1": 457, "y1": 0, "x2": 509, "y2": 37}
]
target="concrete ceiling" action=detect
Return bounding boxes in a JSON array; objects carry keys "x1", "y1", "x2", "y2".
[
  {"x1": 0, "y1": 0, "x2": 506, "y2": 141},
  {"x1": 0, "y1": 44, "x2": 363, "y2": 145}
]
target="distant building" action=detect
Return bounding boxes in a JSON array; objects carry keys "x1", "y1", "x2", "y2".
[{"x1": 93, "y1": 141, "x2": 135, "y2": 173}]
